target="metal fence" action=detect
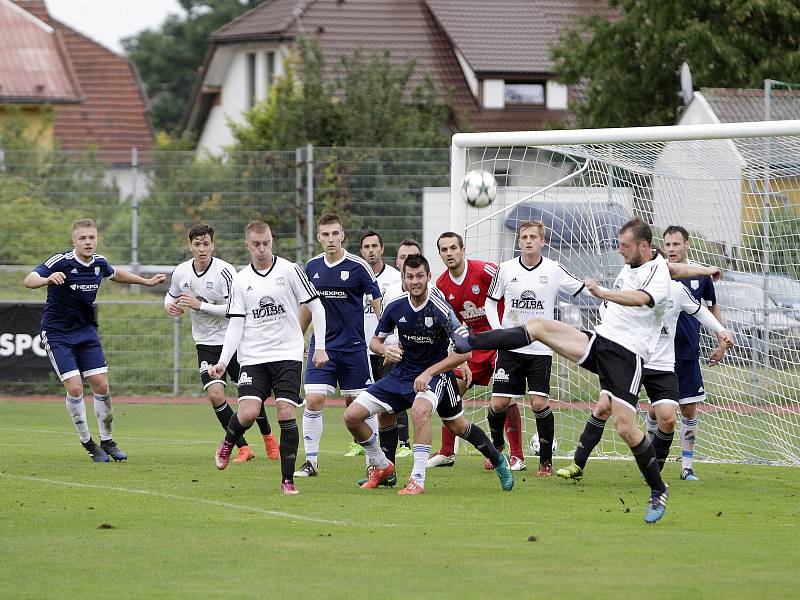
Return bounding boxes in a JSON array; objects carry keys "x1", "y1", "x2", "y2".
[
  {"x1": 0, "y1": 146, "x2": 450, "y2": 269},
  {"x1": 1, "y1": 146, "x2": 449, "y2": 395}
]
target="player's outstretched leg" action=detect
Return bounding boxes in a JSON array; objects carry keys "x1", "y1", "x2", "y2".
[{"x1": 453, "y1": 325, "x2": 530, "y2": 353}]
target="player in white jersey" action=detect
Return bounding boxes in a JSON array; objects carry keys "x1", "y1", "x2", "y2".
[
  {"x1": 164, "y1": 224, "x2": 278, "y2": 464},
  {"x1": 454, "y1": 219, "x2": 723, "y2": 523},
  {"x1": 360, "y1": 230, "x2": 411, "y2": 459},
  {"x1": 209, "y1": 221, "x2": 328, "y2": 495},
  {"x1": 484, "y1": 220, "x2": 588, "y2": 476},
  {"x1": 559, "y1": 275, "x2": 733, "y2": 479}
]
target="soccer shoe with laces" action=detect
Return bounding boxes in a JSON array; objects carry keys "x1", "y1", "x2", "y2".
[
  {"x1": 281, "y1": 480, "x2": 300, "y2": 495},
  {"x1": 495, "y1": 454, "x2": 514, "y2": 491},
  {"x1": 233, "y1": 445, "x2": 255, "y2": 464},
  {"x1": 644, "y1": 486, "x2": 669, "y2": 523},
  {"x1": 398, "y1": 479, "x2": 425, "y2": 495},
  {"x1": 293, "y1": 460, "x2": 319, "y2": 478},
  {"x1": 452, "y1": 325, "x2": 473, "y2": 354},
  {"x1": 427, "y1": 452, "x2": 455, "y2": 468},
  {"x1": 82, "y1": 439, "x2": 109, "y2": 463},
  {"x1": 263, "y1": 433, "x2": 279, "y2": 460},
  {"x1": 536, "y1": 461, "x2": 553, "y2": 477},
  {"x1": 215, "y1": 440, "x2": 234, "y2": 470},
  {"x1": 357, "y1": 469, "x2": 398, "y2": 488},
  {"x1": 395, "y1": 443, "x2": 412, "y2": 458},
  {"x1": 100, "y1": 439, "x2": 128, "y2": 461},
  {"x1": 344, "y1": 441, "x2": 365, "y2": 457},
  {"x1": 510, "y1": 456, "x2": 527, "y2": 471},
  {"x1": 556, "y1": 463, "x2": 583, "y2": 481},
  {"x1": 680, "y1": 468, "x2": 699, "y2": 481},
  {"x1": 360, "y1": 461, "x2": 396, "y2": 489}
]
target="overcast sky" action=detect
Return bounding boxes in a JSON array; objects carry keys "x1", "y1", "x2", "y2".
[{"x1": 46, "y1": 0, "x2": 185, "y2": 54}]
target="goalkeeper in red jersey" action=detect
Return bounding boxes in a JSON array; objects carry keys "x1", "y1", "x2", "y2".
[{"x1": 427, "y1": 232, "x2": 524, "y2": 469}]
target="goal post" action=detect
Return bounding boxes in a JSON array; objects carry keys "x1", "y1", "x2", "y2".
[{"x1": 449, "y1": 120, "x2": 800, "y2": 466}]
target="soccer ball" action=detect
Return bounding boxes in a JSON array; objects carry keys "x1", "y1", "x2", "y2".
[
  {"x1": 529, "y1": 433, "x2": 558, "y2": 456},
  {"x1": 460, "y1": 169, "x2": 497, "y2": 208}
]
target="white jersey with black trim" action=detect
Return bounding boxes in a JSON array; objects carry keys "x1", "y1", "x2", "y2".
[
  {"x1": 226, "y1": 257, "x2": 318, "y2": 365},
  {"x1": 363, "y1": 263, "x2": 402, "y2": 356},
  {"x1": 645, "y1": 280, "x2": 701, "y2": 371},
  {"x1": 594, "y1": 254, "x2": 670, "y2": 361},
  {"x1": 166, "y1": 257, "x2": 235, "y2": 345},
  {"x1": 487, "y1": 255, "x2": 585, "y2": 356}
]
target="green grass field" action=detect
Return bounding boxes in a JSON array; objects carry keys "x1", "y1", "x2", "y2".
[{"x1": 1, "y1": 401, "x2": 798, "y2": 599}]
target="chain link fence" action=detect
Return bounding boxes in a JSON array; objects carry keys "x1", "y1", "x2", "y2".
[{"x1": 1, "y1": 146, "x2": 449, "y2": 395}]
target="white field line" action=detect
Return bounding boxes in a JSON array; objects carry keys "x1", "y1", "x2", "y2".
[{"x1": 0, "y1": 473, "x2": 397, "y2": 529}]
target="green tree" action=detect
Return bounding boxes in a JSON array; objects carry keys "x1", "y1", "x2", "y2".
[
  {"x1": 123, "y1": 0, "x2": 261, "y2": 133},
  {"x1": 230, "y1": 39, "x2": 451, "y2": 150},
  {"x1": 551, "y1": 0, "x2": 800, "y2": 128}
]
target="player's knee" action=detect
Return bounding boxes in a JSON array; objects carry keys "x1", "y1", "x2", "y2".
[
  {"x1": 444, "y1": 417, "x2": 467, "y2": 437},
  {"x1": 207, "y1": 389, "x2": 225, "y2": 407},
  {"x1": 343, "y1": 403, "x2": 367, "y2": 430},
  {"x1": 530, "y1": 395, "x2": 549, "y2": 412},
  {"x1": 411, "y1": 403, "x2": 431, "y2": 425},
  {"x1": 659, "y1": 411, "x2": 676, "y2": 432},
  {"x1": 490, "y1": 396, "x2": 510, "y2": 412},
  {"x1": 65, "y1": 383, "x2": 83, "y2": 398},
  {"x1": 681, "y1": 403, "x2": 697, "y2": 419},
  {"x1": 305, "y1": 394, "x2": 325, "y2": 411}
]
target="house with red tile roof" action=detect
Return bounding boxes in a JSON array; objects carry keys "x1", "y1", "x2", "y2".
[
  {"x1": 3, "y1": 0, "x2": 153, "y2": 162},
  {"x1": 182, "y1": 0, "x2": 612, "y2": 155}
]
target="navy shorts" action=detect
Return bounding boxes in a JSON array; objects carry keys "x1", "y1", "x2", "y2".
[
  {"x1": 41, "y1": 326, "x2": 107, "y2": 382},
  {"x1": 675, "y1": 358, "x2": 705, "y2": 404},
  {"x1": 355, "y1": 370, "x2": 462, "y2": 420},
  {"x1": 305, "y1": 348, "x2": 372, "y2": 396}
]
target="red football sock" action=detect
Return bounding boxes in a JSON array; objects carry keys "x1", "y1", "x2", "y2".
[
  {"x1": 505, "y1": 403, "x2": 524, "y2": 459},
  {"x1": 439, "y1": 425, "x2": 456, "y2": 456}
]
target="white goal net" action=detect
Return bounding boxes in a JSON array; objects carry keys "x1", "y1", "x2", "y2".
[{"x1": 450, "y1": 121, "x2": 800, "y2": 466}]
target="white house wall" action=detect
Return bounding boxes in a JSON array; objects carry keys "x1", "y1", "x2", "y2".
[
  {"x1": 197, "y1": 44, "x2": 287, "y2": 156},
  {"x1": 653, "y1": 93, "x2": 743, "y2": 250}
]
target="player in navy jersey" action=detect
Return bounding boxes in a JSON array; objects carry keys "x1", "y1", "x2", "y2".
[
  {"x1": 295, "y1": 214, "x2": 382, "y2": 477},
  {"x1": 344, "y1": 254, "x2": 514, "y2": 494},
  {"x1": 24, "y1": 218, "x2": 166, "y2": 462},
  {"x1": 663, "y1": 225, "x2": 722, "y2": 481}
]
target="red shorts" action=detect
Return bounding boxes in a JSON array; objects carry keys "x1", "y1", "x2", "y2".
[{"x1": 454, "y1": 348, "x2": 497, "y2": 387}]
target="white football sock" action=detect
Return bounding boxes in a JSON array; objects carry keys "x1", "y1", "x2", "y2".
[
  {"x1": 302, "y1": 409, "x2": 323, "y2": 467},
  {"x1": 65, "y1": 395, "x2": 90, "y2": 443},
  {"x1": 681, "y1": 416, "x2": 698, "y2": 470},
  {"x1": 410, "y1": 444, "x2": 431, "y2": 486},
  {"x1": 93, "y1": 393, "x2": 113, "y2": 441},
  {"x1": 359, "y1": 432, "x2": 389, "y2": 468}
]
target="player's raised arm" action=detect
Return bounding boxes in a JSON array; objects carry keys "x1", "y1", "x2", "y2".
[
  {"x1": 668, "y1": 262, "x2": 721, "y2": 281},
  {"x1": 113, "y1": 268, "x2": 166, "y2": 287}
]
